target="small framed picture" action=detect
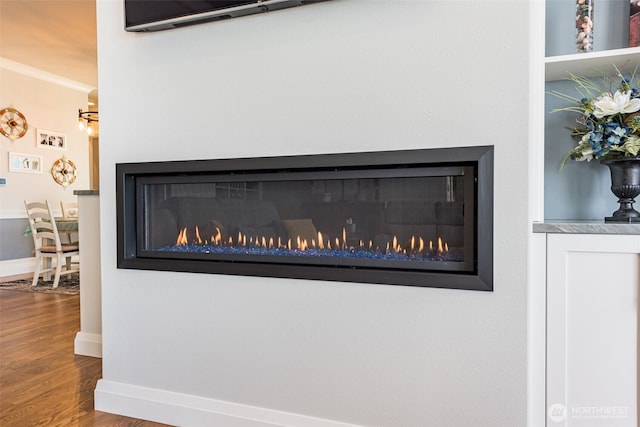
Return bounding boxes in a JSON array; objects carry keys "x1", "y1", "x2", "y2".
[
  {"x1": 9, "y1": 152, "x2": 43, "y2": 174},
  {"x1": 36, "y1": 129, "x2": 66, "y2": 150}
]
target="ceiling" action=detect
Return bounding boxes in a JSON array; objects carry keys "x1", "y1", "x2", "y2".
[{"x1": 0, "y1": 0, "x2": 98, "y2": 100}]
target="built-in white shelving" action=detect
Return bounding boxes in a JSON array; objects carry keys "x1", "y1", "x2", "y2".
[
  {"x1": 545, "y1": 46, "x2": 640, "y2": 81},
  {"x1": 542, "y1": 16, "x2": 640, "y2": 424}
]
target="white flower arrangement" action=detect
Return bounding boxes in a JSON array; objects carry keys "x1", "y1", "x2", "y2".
[{"x1": 551, "y1": 66, "x2": 640, "y2": 168}]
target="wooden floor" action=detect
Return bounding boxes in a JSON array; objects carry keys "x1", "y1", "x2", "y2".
[{"x1": 0, "y1": 289, "x2": 172, "y2": 427}]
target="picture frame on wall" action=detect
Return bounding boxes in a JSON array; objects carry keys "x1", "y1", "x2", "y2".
[
  {"x1": 9, "y1": 152, "x2": 42, "y2": 174},
  {"x1": 36, "y1": 129, "x2": 66, "y2": 150}
]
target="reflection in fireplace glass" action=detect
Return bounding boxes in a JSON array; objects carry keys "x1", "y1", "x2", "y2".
[{"x1": 139, "y1": 166, "x2": 475, "y2": 274}]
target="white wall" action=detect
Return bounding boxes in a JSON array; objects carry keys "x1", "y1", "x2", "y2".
[
  {"x1": 0, "y1": 61, "x2": 91, "y2": 269},
  {"x1": 95, "y1": 1, "x2": 535, "y2": 426},
  {"x1": 0, "y1": 62, "x2": 91, "y2": 216}
]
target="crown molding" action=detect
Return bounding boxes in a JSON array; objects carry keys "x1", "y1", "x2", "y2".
[{"x1": 0, "y1": 57, "x2": 95, "y2": 94}]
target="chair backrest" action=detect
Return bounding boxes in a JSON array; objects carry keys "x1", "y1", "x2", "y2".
[
  {"x1": 25, "y1": 201, "x2": 63, "y2": 252},
  {"x1": 60, "y1": 201, "x2": 78, "y2": 218}
]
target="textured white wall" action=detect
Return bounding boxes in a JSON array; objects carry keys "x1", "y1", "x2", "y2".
[{"x1": 96, "y1": 1, "x2": 533, "y2": 425}]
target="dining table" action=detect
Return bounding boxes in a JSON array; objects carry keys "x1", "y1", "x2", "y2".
[
  {"x1": 23, "y1": 217, "x2": 78, "y2": 237},
  {"x1": 56, "y1": 217, "x2": 79, "y2": 232}
]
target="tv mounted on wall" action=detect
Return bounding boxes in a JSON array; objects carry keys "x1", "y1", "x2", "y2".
[{"x1": 124, "y1": 0, "x2": 328, "y2": 32}]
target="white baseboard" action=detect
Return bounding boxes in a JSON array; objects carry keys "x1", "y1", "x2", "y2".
[
  {"x1": 0, "y1": 256, "x2": 80, "y2": 279},
  {"x1": 95, "y1": 380, "x2": 364, "y2": 427},
  {"x1": 74, "y1": 331, "x2": 102, "y2": 358},
  {"x1": 0, "y1": 257, "x2": 35, "y2": 278}
]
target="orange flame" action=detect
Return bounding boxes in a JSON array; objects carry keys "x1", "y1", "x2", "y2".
[
  {"x1": 173, "y1": 227, "x2": 452, "y2": 257},
  {"x1": 176, "y1": 228, "x2": 188, "y2": 245},
  {"x1": 211, "y1": 227, "x2": 222, "y2": 245}
]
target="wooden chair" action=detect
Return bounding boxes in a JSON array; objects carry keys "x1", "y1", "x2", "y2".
[
  {"x1": 24, "y1": 200, "x2": 79, "y2": 288},
  {"x1": 59, "y1": 201, "x2": 79, "y2": 243},
  {"x1": 60, "y1": 201, "x2": 78, "y2": 218}
]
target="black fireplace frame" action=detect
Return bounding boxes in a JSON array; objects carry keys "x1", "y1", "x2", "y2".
[{"x1": 117, "y1": 146, "x2": 493, "y2": 291}]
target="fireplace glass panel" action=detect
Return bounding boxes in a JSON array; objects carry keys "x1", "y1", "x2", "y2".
[{"x1": 137, "y1": 166, "x2": 475, "y2": 274}]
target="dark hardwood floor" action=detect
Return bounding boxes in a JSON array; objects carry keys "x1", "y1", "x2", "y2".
[{"x1": 0, "y1": 289, "x2": 172, "y2": 427}]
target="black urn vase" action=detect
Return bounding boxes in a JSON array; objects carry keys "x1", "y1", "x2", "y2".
[{"x1": 601, "y1": 157, "x2": 640, "y2": 223}]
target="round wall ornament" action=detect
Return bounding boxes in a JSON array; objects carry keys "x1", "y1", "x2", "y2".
[
  {"x1": 51, "y1": 157, "x2": 77, "y2": 188},
  {"x1": 0, "y1": 107, "x2": 28, "y2": 140}
]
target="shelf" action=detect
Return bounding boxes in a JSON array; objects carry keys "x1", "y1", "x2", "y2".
[
  {"x1": 533, "y1": 221, "x2": 640, "y2": 235},
  {"x1": 545, "y1": 47, "x2": 640, "y2": 81}
]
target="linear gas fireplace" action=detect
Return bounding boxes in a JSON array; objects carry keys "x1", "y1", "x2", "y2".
[{"x1": 117, "y1": 146, "x2": 493, "y2": 290}]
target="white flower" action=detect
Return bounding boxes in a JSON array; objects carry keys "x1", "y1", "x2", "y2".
[
  {"x1": 576, "y1": 148, "x2": 594, "y2": 161},
  {"x1": 574, "y1": 134, "x2": 594, "y2": 161},
  {"x1": 593, "y1": 90, "x2": 640, "y2": 119}
]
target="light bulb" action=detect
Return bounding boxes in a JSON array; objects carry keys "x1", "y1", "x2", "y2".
[{"x1": 86, "y1": 126, "x2": 93, "y2": 136}]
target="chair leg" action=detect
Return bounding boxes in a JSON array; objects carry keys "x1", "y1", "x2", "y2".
[
  {"x1": 32, "y1": 253, "x2": 42, "y2": 287},
  {"x1": 44, "y1": 258, "x2": 52, "y2": 281},
  {"x1": 52, "y1": 253, "x2": 63, "y2": 289}
]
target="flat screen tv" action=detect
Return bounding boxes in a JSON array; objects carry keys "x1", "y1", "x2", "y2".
[{"x1": 124, "y1": 0, "x2": 328, "y2": 32}]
